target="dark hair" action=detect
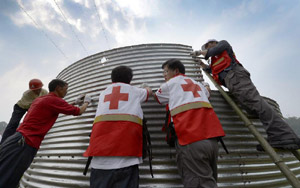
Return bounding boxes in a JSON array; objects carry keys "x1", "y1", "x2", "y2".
[
  {"x1": 162, "y1": 59, "x2": 185, "y2": 74},
  {"x1": 48, "y1": 79, "x2": 68, "y2": 92},
  {"x1": 111, "y1": 66, "x2": 133, "y2": 84},
  {"x1": 162, "y1": 61, "x2": 168, "y2": 69}
]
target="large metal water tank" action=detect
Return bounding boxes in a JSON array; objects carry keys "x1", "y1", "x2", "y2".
[{"x1": 20, "y1": 43, "x2": 300, "y2": 188}]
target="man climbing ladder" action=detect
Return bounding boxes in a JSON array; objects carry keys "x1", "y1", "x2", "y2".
[{"x1": 191, "y1": 39, "x2": 300, "y2": 151}]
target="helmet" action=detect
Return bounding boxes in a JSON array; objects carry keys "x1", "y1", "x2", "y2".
[
  {"x1": 201, "y1": 39, "x2": 218, "y2": 51},
  {"x1": 29, "y1": 79, "x2": 43, "y2": 90}
]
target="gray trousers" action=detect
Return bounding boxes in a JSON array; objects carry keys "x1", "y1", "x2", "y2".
[
  {"x1": 224, "y1": 64, "x2": 299, "y2": 145},
  {"x1": 175, "y1": 138, "x2": 219, "y2": 188}
]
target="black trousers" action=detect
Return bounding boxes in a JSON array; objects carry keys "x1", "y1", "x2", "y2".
[
  {"x1": 1, "y1": 104, "x2": 27, "y2": 144},
  {"x1": 0, "y1": 132, "x2": 37, "y2": 188},
  {"x1": 90, "y1": 165, "x2": 139, "y2": 188}
]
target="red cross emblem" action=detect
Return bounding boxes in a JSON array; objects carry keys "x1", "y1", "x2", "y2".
[
  {"x1": 181, "y1": 79, "x2": 201, "y2": 98},
  {"x1": 104, "y1": 86, "x2": 129, "y2": 109}
]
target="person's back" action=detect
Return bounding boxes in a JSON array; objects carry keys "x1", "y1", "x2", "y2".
[
  {"x1": 157, "y1": 73, "x2": 224, "y2": 145},
  {"x1": 17, "y1": 92, "x2": 80, "y2": 149},
  {"x1": 84, "y1": 65, "x2": 152, "y2": 188},
  {"x1": 84, "y1": 82, "x2": 149, "y2": 157},
  {"x1": 17, "y1": 88, "x2": 48, "y2": 110},
  {"x1": 155, "y1": 59, "x2": 224, "y2": 188}
]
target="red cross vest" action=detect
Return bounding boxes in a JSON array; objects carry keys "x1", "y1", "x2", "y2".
[
  {"x1": 155, "y1": 75, "x2": 225, "y2": 145},
  {"x1": 211, "y1": 50, "x2": 240, "y2": 84},
  {"x1": 84, "y1": 83, "x2": 149, "y2": 157}
]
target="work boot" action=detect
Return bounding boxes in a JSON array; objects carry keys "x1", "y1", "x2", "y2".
[{"x1": 256, "y1": 138, "x2": 300, "y2": 151}]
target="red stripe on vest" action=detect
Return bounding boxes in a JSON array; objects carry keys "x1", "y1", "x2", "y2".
[{"x1": 211, "y1": 50, "x2": 240, "y2": 85}]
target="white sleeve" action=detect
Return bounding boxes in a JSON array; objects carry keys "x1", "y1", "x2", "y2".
[
  {"x1": 201, "y1": 81, "x2": 209, "y2": 87},
  {"x1": 199, "y1": 81, "x2": 210, "y2": 98},
  {"x1": 136, "y1": 87, "x2": 149, "y2": 103},
  {"x1": 155, "y1": 83, "x2": 170, "y2": 105},
  {"x1": 203, "y1": 85, "x2": 210, "y2": 98}
]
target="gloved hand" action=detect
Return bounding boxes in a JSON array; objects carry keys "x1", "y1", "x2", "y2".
[
  {"x1": 192, "y1": 56, "x2": 202, "y2": 62},
  {"x1": 190, "y1": 50, "x2": 201, "y2": 57},
  {"x1": 84, "y1": 95, "x2": 92, "y2": 104},
  {"x1": 75, "y1": 94, "x2": 85, "y2": 105},
  {"x1": 141, "y1": 83, "x2": 153, "y2": 96},
  {"x1": 192, "y1": 57, "x2": 209, "y2": 69},
  {"x1": 141, "y1": 83, "x2": 149, "y2": 88}
]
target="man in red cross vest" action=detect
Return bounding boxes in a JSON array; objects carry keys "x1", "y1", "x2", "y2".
[
  {"x1": 84, "y1": 65, "x2": 152, "y2": 188},
  {"x1": 154, "y1": 59, "x2": 225, "y2": 188},
  {"x1": 191, "y1": 39, "x2": 300, "y2": 151}
]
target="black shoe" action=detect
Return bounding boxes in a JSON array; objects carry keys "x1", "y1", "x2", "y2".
[
  {"x1": 256, "y1": 143, "x2": 300, "y2": 152},
  {"x1": 256, "y1": 144, "x2": 264, "y2": 151},
  {"x1": 273, "y1": 143, "x2": 300, "y2": 150}
]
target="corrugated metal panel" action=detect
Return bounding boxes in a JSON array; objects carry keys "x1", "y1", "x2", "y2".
[{"x1": 20, "y1": 43, "x2": 300, "y2": 188}]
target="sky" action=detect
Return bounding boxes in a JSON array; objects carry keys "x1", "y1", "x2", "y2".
[{"x1": 0, "y1": 0, "x2": 300, "y2": 123}]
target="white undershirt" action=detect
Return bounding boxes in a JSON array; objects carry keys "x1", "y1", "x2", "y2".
[{"x1": 91, "y1": 156, "x2": 143, "y2": 170}]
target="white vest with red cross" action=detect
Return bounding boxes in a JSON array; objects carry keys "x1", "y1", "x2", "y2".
[
  {"x1": 84, "y1": 82, "x2": 149, "y2": 157},
  {"x1": 155, "y1": 74, "x2": 225, "y2": 146}
]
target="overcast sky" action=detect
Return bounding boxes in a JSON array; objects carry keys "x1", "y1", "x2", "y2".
[{"x1": 0, "y1": 0, "x2": 300, "y2": 123}]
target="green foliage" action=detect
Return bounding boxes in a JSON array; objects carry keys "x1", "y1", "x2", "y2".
[{"x1": 285, "y1": 117, "x2": 300, "y2": 136}]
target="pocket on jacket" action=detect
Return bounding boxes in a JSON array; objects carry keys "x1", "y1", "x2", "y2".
[{"x1": 224, "y1": 71, "x2": 239, "y2": 91}]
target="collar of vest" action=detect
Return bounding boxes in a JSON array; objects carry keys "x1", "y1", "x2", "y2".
[
  {"x1": 111, "y1": 82, "x2": 130, "y2": 85},
  {"x1": 169, "y1": 73, "x2": 186, "y2": 81}
]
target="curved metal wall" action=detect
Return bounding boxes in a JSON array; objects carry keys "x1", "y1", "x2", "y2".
[{"x1": 20, "y1": 43, "x2": 300, "y2": 188}]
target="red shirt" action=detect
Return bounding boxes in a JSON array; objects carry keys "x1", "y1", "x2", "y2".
[{"x1": 17, "y1": 92, "x2": 80, "y2": 149}]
